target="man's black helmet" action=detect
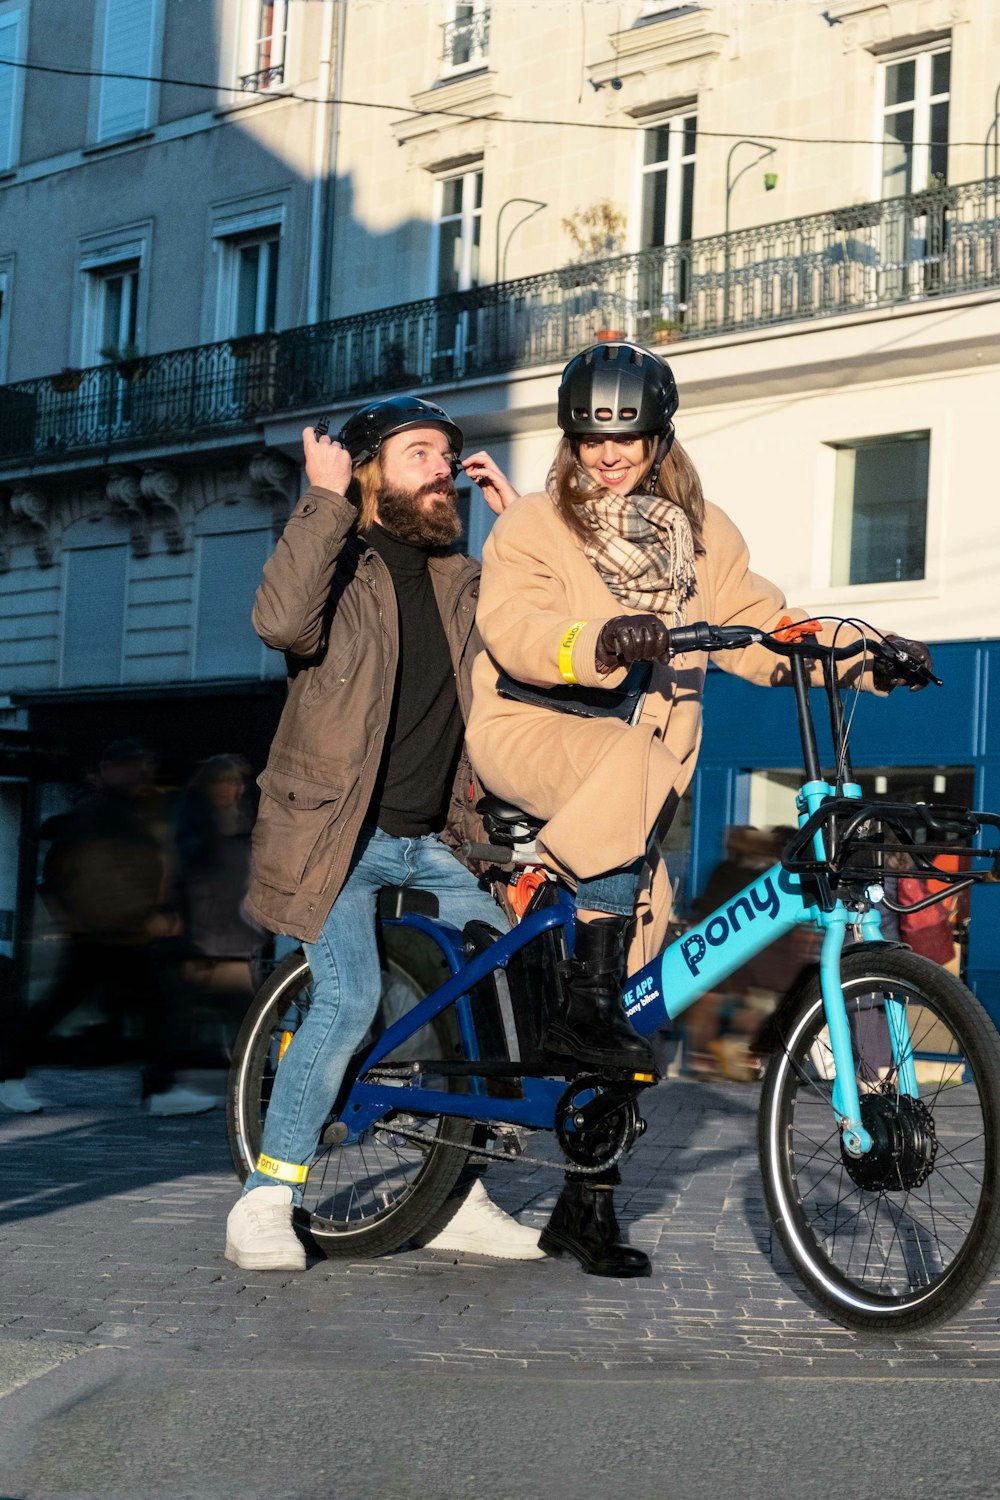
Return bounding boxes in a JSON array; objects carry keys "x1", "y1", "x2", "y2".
[
  {"x1": 336, "y1": 396, "x2": 463, "y2": 466},
  {"x1": 557, "y1": 341, "x2": 679, "y2": 438}
]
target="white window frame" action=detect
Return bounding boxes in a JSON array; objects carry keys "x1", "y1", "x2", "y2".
[
  {"x1": 441, "y1": 0, "x2": 489, "y2": 78},
  {"x1": 873, "y1": 40, "x2": 950, "y2": 200},
  {"x1": 210, "y1": 201, "x2": 286, "y2": 340},
  {"x1": 236, "y1": 0, "x2": 290, "y2": 92},
  {"x1": 810, "y1": 421, "x2": 947, "y2": 606},
  {"x1": 0, "y1": 2, "x2": 26, "y2": 173},
  {"x1": 633, "y1": 109, "x2": 697, "y2": 252},
  {"x1": 75, "y1": 227, "x2": 150, "y2": 367},
  {"x1": 431, "y1": 166, "x2": 483, "y2": 296},
  {"x1": 92, "y1": 0, "x2": 163, "y2": 145}
]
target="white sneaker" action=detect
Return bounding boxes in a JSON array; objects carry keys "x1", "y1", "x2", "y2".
[
  {"x1": 0, "y1": 1078, "x2": 46, "y2": 1113},
  {"x1": 143, "y1": 1086, "x2": 217, "y2": 1116},
  {"x1": 225, "y1": 1185, "x2": 307, "y2": 1272},
  {"x1": 413, "y1": 1178, "x2": 545, "y2": 1260}
]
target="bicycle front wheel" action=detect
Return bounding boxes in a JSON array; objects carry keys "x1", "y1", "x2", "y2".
[
  {"x1": 227, "y1": 948, "x2": 474, "y2": 1259},
  {"x1": 759, "y1": 947, "x2": 1000, "y2": 1332}
]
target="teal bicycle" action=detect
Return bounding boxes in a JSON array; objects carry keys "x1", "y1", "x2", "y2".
[{"x1": 228, "y1": 620, "x2": 1000, "y2": 1332}]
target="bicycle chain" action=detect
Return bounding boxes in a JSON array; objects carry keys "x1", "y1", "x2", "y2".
[{"x1": 371, "y1": 1118, "x2": 627, "y2": 1176}]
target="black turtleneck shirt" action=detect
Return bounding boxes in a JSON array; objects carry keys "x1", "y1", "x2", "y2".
[{"x1": 364, "y1": 524, "x2": 464, "y2": 837}]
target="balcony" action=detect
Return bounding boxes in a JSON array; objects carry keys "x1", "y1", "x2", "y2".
[{"x1": 2, "y1": 176, "x2": 999, "y2": 468}]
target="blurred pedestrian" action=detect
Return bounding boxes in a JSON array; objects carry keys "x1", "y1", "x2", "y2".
[
  {"x1": 0, "y1": 740, "x2": 212, "y2": 1115},
  {"x1": 171, "y1": 754, "x2": 265, "y2": 1050}
]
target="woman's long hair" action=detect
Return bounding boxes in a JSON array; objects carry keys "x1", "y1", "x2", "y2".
[{"x1": 549, "y1": 434, "x2": 706, "y2": 550}]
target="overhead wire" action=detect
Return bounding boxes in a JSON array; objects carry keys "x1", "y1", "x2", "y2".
[{"x1": 0, "y1": 55, "x2": 977, "y2": 149}]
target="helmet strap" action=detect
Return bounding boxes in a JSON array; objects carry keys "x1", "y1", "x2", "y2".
[{"x1": 644, "y1": 425, "x2": 675, "y2": 493}]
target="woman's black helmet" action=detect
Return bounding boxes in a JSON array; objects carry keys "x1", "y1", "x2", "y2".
[
  {"x1": 336, "y1": 396, "x2": 463, "y2": 466},
  {"x1": 557, "y1": 341, "x2": 679, "y2": 438}
]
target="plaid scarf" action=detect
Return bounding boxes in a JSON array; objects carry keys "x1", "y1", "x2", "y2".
[{"x1": 548, "y1": 462, "x2": 697, "y2": 624}]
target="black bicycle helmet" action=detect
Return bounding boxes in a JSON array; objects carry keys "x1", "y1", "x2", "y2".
[
  {"x1": 335, "y1": 396, "x2": 464, "y2": 466},
  {"x1": 557, "y1": 341, "x2": 679, "y2": 438}
]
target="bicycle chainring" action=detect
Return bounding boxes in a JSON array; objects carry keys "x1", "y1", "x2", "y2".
[{"x1": 554, "y1": 1075, "x2": 642, "y2": 1170}]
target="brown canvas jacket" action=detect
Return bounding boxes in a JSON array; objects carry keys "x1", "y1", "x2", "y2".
[{"x1": 245, "y1": 484, "x2": 485, "y2": 944}]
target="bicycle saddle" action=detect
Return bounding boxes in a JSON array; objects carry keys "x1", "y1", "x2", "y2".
[{"x1": 477, "y1": 794, "x2": 544, "y2": 837}]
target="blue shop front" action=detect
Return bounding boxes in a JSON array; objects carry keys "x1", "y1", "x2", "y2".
[{"x1": 685, "y1": 639, "x2": 1000, "y2": 1027}]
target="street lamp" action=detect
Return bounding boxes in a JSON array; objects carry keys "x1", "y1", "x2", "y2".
[
  {"x1": 723, "y1": 139, "x2": 777, "y2": 325},
  {"x1": 494, "y1": 198, "x2": 547, "y2": 284}
]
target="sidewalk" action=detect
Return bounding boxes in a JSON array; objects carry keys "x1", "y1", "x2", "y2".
[{"x1": 3, "y1": 1063, "x2": 1000, "y2": 1379}]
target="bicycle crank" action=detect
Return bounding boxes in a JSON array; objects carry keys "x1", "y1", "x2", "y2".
[{"x1": 554, "y1": 1075, "x2": 647, "y2": 1171}]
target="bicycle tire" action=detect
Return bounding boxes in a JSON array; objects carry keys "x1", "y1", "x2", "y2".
[
  {"x1": 759, "y1": 947, "x2": 1000, "y2": 1331},
  {"x1": 227, "y1": 948, "x2": 474, "y2": 1259}
]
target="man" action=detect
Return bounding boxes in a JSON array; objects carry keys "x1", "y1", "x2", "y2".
[{"x1": 225, "y1": 396, "x2": 542, "y2": 1270}]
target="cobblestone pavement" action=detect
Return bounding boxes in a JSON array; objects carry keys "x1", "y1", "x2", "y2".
[{"x1": 2, "y1": 1064, "x2": 999, "y2": 1382}]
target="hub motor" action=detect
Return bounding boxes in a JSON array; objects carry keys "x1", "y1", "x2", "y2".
[{"x1": 840, "y1": 1091, "x2": 938, "y2": 1191}]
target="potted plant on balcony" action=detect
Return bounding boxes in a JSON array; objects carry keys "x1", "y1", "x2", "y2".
[
  {"x1": 100, "y1": 343, "x2": 149, "y2": 382},
  {"x1": 50, "y1": 367, "x2": 84, "y2": 394},
  {"x1": 649, "y1": 316, "x2": 684, "y2": 345},
  {"x1": 560, "y1": 200, "x2": 627, "y2": 338}
]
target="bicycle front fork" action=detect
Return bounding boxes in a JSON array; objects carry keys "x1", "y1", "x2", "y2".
[{"x1": 819, "y1": 903, "x2": 919, "y2": 1157}]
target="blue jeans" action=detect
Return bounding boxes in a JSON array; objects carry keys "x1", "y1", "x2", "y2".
[
  {"x1": 245, "y1": 826, "x2": 506, "y2": 1202},
  {"x1": 575, "y1": 856, "x2": 645, "y2": 918}
]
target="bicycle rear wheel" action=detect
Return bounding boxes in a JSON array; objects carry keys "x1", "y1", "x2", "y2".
[
  {"x1": 227, "y1": 948, "x2": 474, "y2": 1259},
  {"x1": 759, "y1": 947, "x2": 1000, "y2": 1331}
]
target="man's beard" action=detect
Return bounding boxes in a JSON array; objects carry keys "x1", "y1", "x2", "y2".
[{"x1": 377, "y1": 478, "x2": 462, "y2": 547}]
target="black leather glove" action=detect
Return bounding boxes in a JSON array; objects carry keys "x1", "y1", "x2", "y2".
[
  {"x1": 872, "y1": 635, "x2": 934, "y2": 692},
  {"x1": 595, "y1": 614, "x2": 671, "y2": 674}
]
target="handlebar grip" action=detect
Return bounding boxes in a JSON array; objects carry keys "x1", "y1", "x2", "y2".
[
  {"x1": 668, "y1": 622, "x2": 764, "y2": 655},
  {"x1": 667, "y1": 622, "x2": 718, "y2": 653},
  {"x1": 460, "y1": 841, "x2": 515, "y2": 864}
]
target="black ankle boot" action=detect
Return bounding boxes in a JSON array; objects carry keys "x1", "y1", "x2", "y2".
[
  {"x1": 539, "y1": 1169, "x2": 651, "y2": 1278},
  {"x1": 545, "y1": 916, "x2": 655, "y2": 1072}
]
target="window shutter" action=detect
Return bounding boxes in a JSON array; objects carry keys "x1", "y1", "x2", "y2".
[
  {"x1": 0, "y1": 12, "x2": 21, "y2": 172},
  {"x1": 97, "y1": 0, "x2": 156, "y2": 141}
]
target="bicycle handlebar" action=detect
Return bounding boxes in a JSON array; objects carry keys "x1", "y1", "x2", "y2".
[{"x1": 668, "y1": 621, "x2": 942, "y2": 689}]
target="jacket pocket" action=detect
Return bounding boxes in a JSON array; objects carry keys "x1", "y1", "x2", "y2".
[
  {"x1": 302, "y1": 634, "x2": 361, "y2": 706},
  {"x1": 252, "y1": 768, "x2": 343, "y2": 893}
]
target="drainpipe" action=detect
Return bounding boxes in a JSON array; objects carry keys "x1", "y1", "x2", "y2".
[{"x1": 307, "y1": 0, "x2": 341, "y2": 326}]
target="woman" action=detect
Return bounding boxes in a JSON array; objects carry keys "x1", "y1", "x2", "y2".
[{"x1": 466, "y1": 340, "x2": 930, "y2": 1276}]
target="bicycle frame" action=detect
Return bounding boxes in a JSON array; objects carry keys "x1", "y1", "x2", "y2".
[{"x1": 335, "y1": 645, "x2": 943, "y2": 1161}]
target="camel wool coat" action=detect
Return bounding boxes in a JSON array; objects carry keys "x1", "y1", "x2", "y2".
[{"x1": 466, "y1": 491, "x2": 870, "y2": 972}]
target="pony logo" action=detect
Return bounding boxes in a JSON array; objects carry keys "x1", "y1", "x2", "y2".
[{"x1": 680, "y1": 869, "x2": 798, "y2": 977}]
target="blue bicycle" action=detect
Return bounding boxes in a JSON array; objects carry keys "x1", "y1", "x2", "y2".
[{"x1": 228, "y1": 621, "x2": 1000, "y2": 1331}]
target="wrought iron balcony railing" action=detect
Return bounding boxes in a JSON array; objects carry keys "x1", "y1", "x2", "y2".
[
  {"x1": 442, "y1": 7, "x2": 490, "y2": 70},
  {"x1": 2, "y1": 176, "x2": 999, "y2": 468}
]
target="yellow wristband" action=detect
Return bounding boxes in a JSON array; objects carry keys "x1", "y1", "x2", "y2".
[
  {"x1": 256, "y1": 1152, "x2": 310, "y2": 1185},
  {"x1": 558, "y1": 620, "x2": 588, "y2": 684}
]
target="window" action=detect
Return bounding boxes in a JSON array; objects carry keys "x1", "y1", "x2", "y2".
[
  {"x1": 88, "y1": 261, "x2": 139, "y2": 362},
  {"x1": 435, "y1": 168, "x2": 482, "y2": 296},
  {"x1": 829, "y1": 432, "x2": 929, "y2": 587},
  {"x1": 640, "y1": 113, "x2": 696, "y2": 250},
  {"x1": 880, "y1": 44, "x2": 950, "y2": 197},
  {"x1": 240, "y1": 0, "x2": 287, "y2": 90},
  {"x1": 211, "y1": 205, "x2": 285, "y2": 339},
  {"x1": 442, "y1": 1, "x2": 489, "y2": 74},
  {"x1": 0, "y1": 4, "x2": 24, "y2": 172},
  {"x1": 194, "y1": 530, "x2": 268, "y2": 678},
  {"x1": 61, "y1": 545, "x2": 127, "y2": 686},
  {"x1": 638, "y1": 112, "x2": 696, "y2": 333},
  {"x1": 229, "y1": 236, "x2": 279, "y2": 336},
  {"x1": 431, "y1": 166, "x2": 482, "y2": 377},
  {"x1": 95, "y1": 0, "x2": 159, "y2": 142}
]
